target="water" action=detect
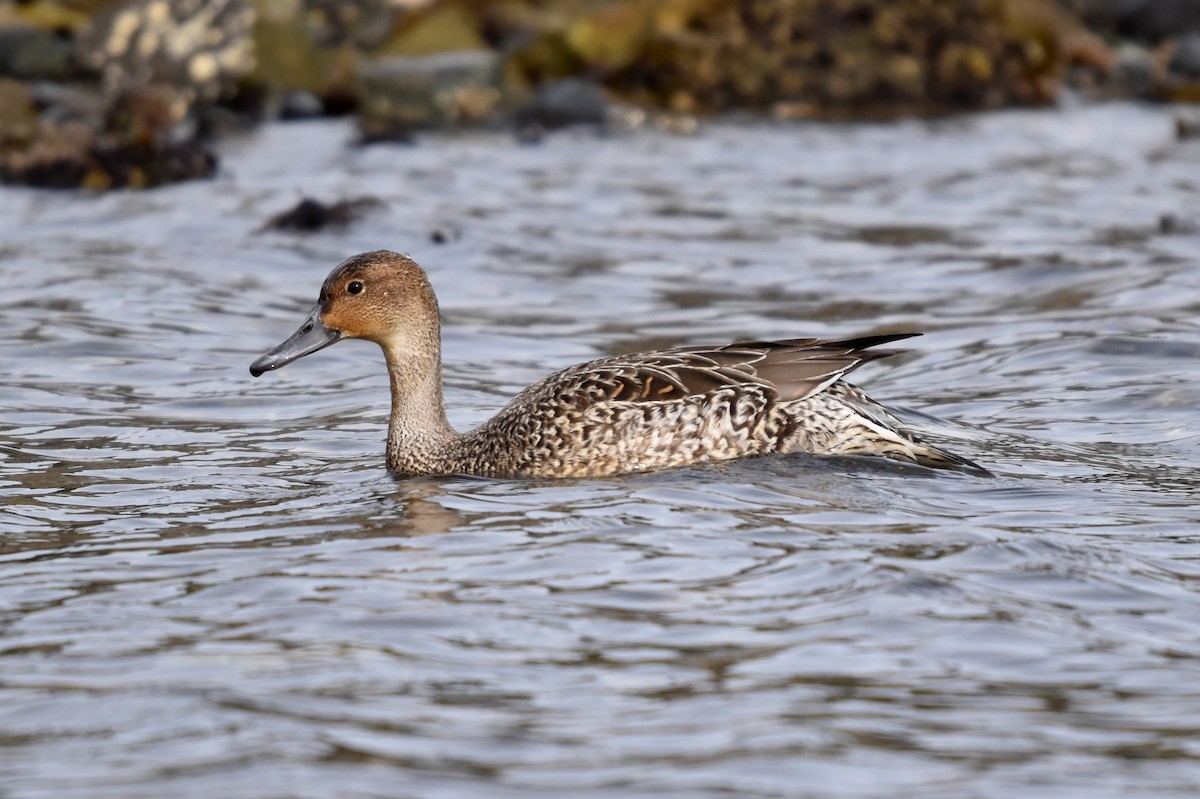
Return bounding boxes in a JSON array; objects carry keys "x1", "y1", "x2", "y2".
[{"x1": 2, "y1": 103, "x2": 1199, "y2": 798}]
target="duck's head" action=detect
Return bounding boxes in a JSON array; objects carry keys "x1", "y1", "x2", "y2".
[{"x1": 250, "y1": 250, "x2": 439, "y2": 377}]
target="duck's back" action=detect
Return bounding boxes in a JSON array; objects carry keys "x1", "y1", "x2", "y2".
[{"x1": 448, "y1": 335, "x2": 970, "y2": 478}]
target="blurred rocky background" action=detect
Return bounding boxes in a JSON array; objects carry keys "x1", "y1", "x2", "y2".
[{"x1": 0, "y1": 0, "x2": 1197, "y2": 189}]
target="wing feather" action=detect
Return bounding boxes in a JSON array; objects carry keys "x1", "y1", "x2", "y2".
[{"x1": 533, "y1": 333, "x2": 918, "y2": 408}]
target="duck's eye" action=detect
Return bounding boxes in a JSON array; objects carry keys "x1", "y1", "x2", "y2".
[{"x1": 347, "y1": 280, "x2": 364, "y2": 295}]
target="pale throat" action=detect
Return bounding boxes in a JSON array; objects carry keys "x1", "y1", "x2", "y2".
[{"x1": 381, "y1": 339, "x2": 457, "y2": 444}]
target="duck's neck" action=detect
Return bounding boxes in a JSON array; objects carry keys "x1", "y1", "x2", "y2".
[{"x1": 383, "y1": 345, "x2": 459, "y2": 475}]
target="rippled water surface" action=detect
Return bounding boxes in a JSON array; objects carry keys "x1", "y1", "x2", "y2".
[{"x1": 2, "y1": 104, "x2": 1200, "y2": 798}]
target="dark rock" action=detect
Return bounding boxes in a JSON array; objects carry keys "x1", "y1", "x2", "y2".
[
  {"x1": 262, "y1": 196, "x2": 385, "y2": 232},
  {"x1": 90, "y1": 138, "x2": 217, "y2": 189},
  {"x1": 357, "y1": 118, "x2": 417, "y2": 145},
  {"x1": 0, "y1": 118, "x2": 216, "y2": 190},
  {"x1": 1068, "y1": 0, "x2": 1200, "y2": 41},
  {"x1": 0, "y1": 121, "x2": 93, "y2": 189},
  {"x1": 1158, "y1": 213, "x2": 1196, "y2": 233},
  {"x1": 279, "y1": 90, "x2": 326, "y2": 120},
  {"x1": 514, "y1": 123, "x2": 544, "y2": 145},
  {"x1": 514, "y1": 78, "x2": 610, "y2": 132},
  {"x1": 1111, "y1": 43, "x2": 1160, "y2": 97},
  {"x1": 1169, "y1": 31, "x2": 1200, "y2": 78},
  {"x1": 429, "y1": 224, "x2": 460, "y2": 244},
  {"x1": 357, "y1": 50, "x2": 502, "y2": 137},
  {"x1": 0, "y1": 26, "x2": 73, "y2": 80}
]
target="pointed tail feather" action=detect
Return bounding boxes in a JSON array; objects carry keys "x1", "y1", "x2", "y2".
[
  {"x1": 827, "y1": 425, "x2": 990, "y2": 475},
  {"x1": 902, "y1": 438, "x2": 991, "y2": 475},
  {"x1": 788, "y1": 382, "x2": 990, "y2": 475}
]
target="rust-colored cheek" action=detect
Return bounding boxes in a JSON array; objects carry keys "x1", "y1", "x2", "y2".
[
  {"x1": 322, "y1": 299, "x2": 391, "y2": 341},
  {"x1": 320, "y1": 303, "x2": 355, "y2": 337}
]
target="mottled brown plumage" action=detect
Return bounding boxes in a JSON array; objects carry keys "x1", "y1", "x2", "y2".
[{"x1": 250, "y1": 251, "x2": 985, "y2": 478}]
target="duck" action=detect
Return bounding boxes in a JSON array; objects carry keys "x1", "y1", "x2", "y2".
[{"x1": 250, "y1": 250, "x2": 985, "y2": 478}]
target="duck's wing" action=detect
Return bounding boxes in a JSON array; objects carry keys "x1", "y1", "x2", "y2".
[{"x1": 529, "y1": 333, "x2": 920, "y2": 407}]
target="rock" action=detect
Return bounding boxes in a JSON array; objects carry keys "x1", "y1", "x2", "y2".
[
  {"x1": 0, "y1": 26, "x2": 73, "y2": 80},
  {"x1": 24, "y1": 81, "x2": 108, "y2": 128},
  {"x1": 1111, "y1": 43, "x2": 1161, "y2": 98},
  {"x1": 0, "y1": 0, "x2": 259, "y2": 190},
  {"x1": 1069, "y1": 0, "x2": 1200, "y2": 41},
  {"x1": 261, "y1": 196, "x2": 385, "y2": 232},
  {"x1": 279, "y1": 90, "x2": 325, "y2": 120},
  {"x1": 356, "y1": 49, "x2": 502, "y2": 138},
  {"x1": 89, "y1": 137, "x2": 217, "y2": 189},
  {"x1": 305, "y1": 0, "x2": 434, "y2": 50},
  {"x1": 372, "y1": 2, "x2": 486, "y2": 56},
  {"x1": 1169, "y1": 31, "x2": 1200, "y2": 78},
  {"x1": 0, "y1": 120, "x2": 94, "y2": 189},
  {"x1": 514, "y1": 78, "x2": 611, "y2": 132},
  {"x1": 249, "y1": 1, "x2": 361, "y2": 109},
  {"x1": 74, "y1": 0, "x2": 256, "y2": 101},
  {"x1": 104, "y1": 84, "x2": 191, "y2": 143},
  {"x1": 0, "y1": 116, "x2": 216, "y2": 190},
  {"x1": 0, "y1": 79, "x2": 38, "y2": 147},
  {"x1": 507, "y1": 0, "x2": 1068, "y2": 116}
]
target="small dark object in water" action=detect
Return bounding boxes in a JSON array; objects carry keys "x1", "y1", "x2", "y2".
[
  {"x1": 1158, "y1": 213, "x2": 1197, "y2": 234},
  {"x1": 263, "y1": 196, "x2": 384, "y2": 232},
  {"x1": 429, "y1": 225, "x2": 460, "y2": 244},
  {"x1": 357, "y1": 118, "x2": 416, "y2": 145},
  {"x1": 1175, "y1": 115, "x2": 1200, "y2": 141}
]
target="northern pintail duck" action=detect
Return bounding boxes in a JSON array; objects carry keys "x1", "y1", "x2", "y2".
[{"x1": 250, "y1": 251, "x2": 984, "y2": 477}]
